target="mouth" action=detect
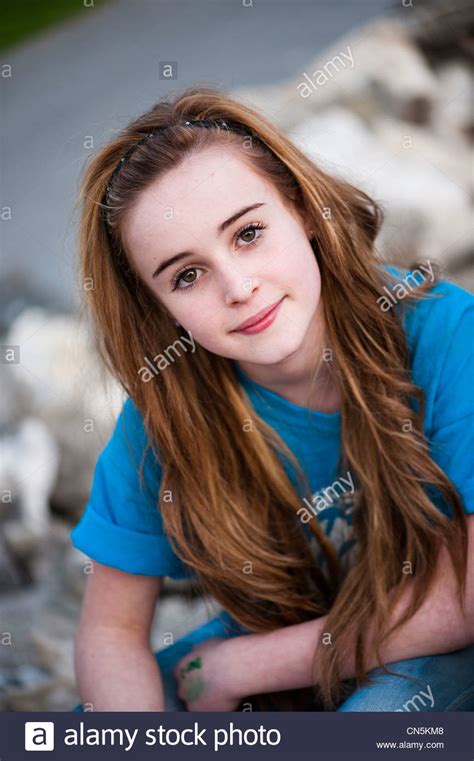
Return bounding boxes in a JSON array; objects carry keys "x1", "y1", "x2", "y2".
[{"x1": 231, "y1": 296, "x2": 286, "y2": 335}]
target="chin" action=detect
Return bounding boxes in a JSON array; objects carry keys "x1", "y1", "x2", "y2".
[{"x1": 250, "y1": 334, "x2": 303, "y2": 365}]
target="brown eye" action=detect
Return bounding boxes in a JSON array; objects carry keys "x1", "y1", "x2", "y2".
[
  {"x1": 240, "y1": 227, "x2": 257, "y2": 243},
  {"x1": 235, "y1": 221, "x2": 267, "y2": 248},
  {"x1": 171, "y1": 266, "x2": 202, "y2": 291}
]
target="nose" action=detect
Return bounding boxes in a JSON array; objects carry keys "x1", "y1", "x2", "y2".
[{"x1": 222, "y1": 269, "x2": 261, "y2": 306}]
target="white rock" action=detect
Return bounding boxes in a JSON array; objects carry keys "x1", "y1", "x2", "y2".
[
  {"x1": 291, "y1": 108, "x2": 471, "y2": 268},
  {"x1": 432, "y1": 62, "x2": 474, "y2": 143},
  {"x1": 5, "y1": 308, "x2": 125, "y2": 515},
  {"x1": 373, "y1": 114, "x2": 473, "y2": 195},
  {"x1": 234, "y1": 20, "x2": 439, "y2": 130},
  {"x1": 0, "y1": 417, "x2": 59, "y2": 536}
]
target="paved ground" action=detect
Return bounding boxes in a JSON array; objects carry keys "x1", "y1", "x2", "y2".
[{"x1": 2, "y1": 0, "x2": 392, "y2": 312}]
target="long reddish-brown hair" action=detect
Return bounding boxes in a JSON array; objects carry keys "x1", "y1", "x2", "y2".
[{"x1": 75, "y1": 86, "x2": 469, "y2": 710}]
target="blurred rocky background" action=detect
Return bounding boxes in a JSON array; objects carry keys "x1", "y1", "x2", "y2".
[{"x1": 1, "y1": 0, "x2": 472, "y2": 710}]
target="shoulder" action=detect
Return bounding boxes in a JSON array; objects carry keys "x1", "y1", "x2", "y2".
[
  {"x1": 381, "y1": 263, "x2": 473, "y2": 360},
  {"x1": 111, "y1": 396, "x2": 150, "y2": 451},
  {"x1": 381, "y1": 263, "x2": 473, "y2": 429},
  {"x1": 381, "y1": 263, "x2": 473, "y2": 338},
  {"x1": 103, "y1": 396, "x2": 159, "y2": 475}
]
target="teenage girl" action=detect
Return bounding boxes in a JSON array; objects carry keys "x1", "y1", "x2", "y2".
[{"x1": 71, "y1": 86, "x2": 474, "y2": 712}]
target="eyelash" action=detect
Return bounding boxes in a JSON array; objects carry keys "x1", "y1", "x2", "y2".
[{"x1": 170, "y1": 221, "x2": 267, "y2": 292}]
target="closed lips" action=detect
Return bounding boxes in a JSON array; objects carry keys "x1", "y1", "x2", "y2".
[{"x1": 233, "y1": 297, "x2": 284, "y2": 331}]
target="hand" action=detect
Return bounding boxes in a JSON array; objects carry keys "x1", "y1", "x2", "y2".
[{"x1": 173, "y1": 637, "x2": 243, "y2": 711}]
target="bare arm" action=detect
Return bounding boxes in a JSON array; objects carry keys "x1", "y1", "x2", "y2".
[
  {"x1": 223, "y1": 515, "x2": 474, "y2": 698},
  {"x1": 74, "y1": 560, "x2": 165, "y2": 711}
]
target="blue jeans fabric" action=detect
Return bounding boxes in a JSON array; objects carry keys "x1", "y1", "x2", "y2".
[{"x1": 72, "y1": 611, "x2": 474, "y2": 712}]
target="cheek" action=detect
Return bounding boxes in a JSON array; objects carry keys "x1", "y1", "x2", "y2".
[
  {"x1": 175, "y1": 300, "x2": 238, "y2": 356},
  {"x1": 174, "y1": 303, "x2": 211, "y2": 333},
  {"x1": 173, "y1": 304, "x2": 223, "y2": 350},
  {"x1": 305, "y1": 259, "x2": 321, "y2": 302},
  {"x1": 280, "y1": 243, "x2": 321, "y2": 299},
  {"x1": 301, "y1": 242, "x2": 320, "y2": 276}
]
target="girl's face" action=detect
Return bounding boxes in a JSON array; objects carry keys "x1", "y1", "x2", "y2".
[{"x1": 122, "y1": 146, "x2": 322, "y2": 370}]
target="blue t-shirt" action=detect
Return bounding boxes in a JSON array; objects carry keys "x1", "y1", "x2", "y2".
[{"x1": 70, "y1": 266, "x2": 474, "y2": 580}]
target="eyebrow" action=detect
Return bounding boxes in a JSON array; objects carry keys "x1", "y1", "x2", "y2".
[{"x1": 151, "y1": 202, "x2": 266, "y2": 279}]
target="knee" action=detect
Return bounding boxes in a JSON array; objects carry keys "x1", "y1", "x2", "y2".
[{"x1": 337, "y1": 667, "x2": 429, "y2": 713}]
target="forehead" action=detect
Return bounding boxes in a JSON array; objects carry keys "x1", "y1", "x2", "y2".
[{"x1": 122, "y1": 146, "x2": 278, "y2": 258}]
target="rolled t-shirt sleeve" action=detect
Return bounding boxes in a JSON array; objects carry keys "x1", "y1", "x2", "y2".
[{"x1": 70, "y1": 397, "x2": 190, "y2": 578}]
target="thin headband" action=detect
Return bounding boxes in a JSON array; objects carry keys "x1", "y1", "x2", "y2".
[{"x1": 103, "y1": 117, "x2": 256, "y2": 210}]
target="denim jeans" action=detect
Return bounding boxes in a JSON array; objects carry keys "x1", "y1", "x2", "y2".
[{"x1": 72, "y1": 611, "x2": 474, "y2": 712}]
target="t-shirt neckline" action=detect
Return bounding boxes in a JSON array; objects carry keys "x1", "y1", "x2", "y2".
[{"x1": 231, "y1": 360, "x2": 341, "y2": 431}]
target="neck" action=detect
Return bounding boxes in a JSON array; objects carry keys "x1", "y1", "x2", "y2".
[{"x1": 235, "y1": 301, "x2": 342, "y2": 414}]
